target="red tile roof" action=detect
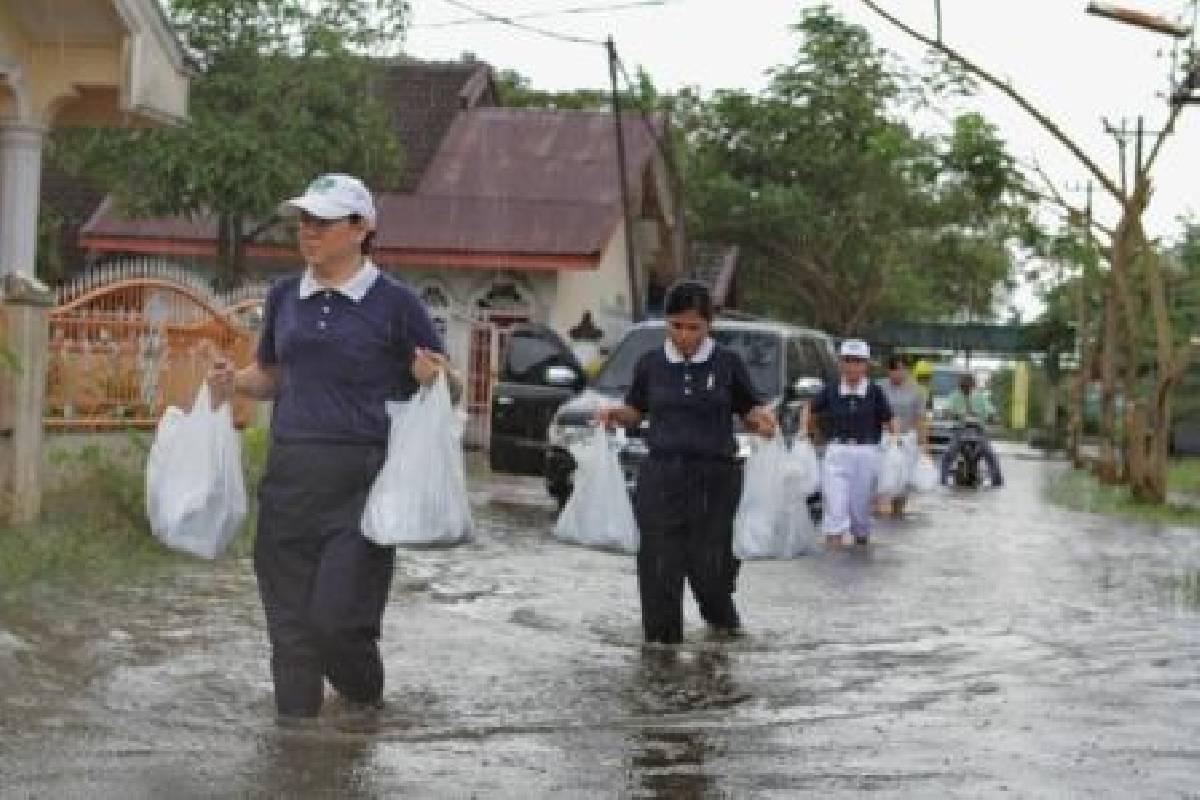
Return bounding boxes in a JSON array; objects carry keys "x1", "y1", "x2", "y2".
[{"x1": 81, "y1": 73, "x2": 667, "y2": 271}]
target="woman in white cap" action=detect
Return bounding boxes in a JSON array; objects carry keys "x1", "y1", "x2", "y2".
[
  {"x1": 803, "y1": 339, "x2": 897, "y2": 547},
  {"x1": 208, "y1": 173, "x2": 458, "y2": 721}
]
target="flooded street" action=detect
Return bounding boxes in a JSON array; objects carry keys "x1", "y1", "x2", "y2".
[{"x1": 3, "y1": 446, "x2": 1200, "y2": 798}]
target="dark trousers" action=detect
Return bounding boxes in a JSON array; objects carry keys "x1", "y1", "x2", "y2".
[
  {"x1": 940, "y1": 432, "x2": 1003, "y2": 483},
  {"x1": 633, "y1": 457, "x2": 744, "y2": 644},
  {"x1": 254, "y1": 441, "x2": 394, "y2": 717}
]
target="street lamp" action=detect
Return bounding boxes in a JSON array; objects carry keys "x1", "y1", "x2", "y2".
[
  {"x1": 1085, "y1": 2, "x2": 1193, "y2": 37},
  {"x1": 1086, "y1": 3, "x2": 1198, "y2": 105}
]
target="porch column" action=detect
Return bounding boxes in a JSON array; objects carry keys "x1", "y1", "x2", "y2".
[
  {"x1": 0, "y1": 121, "x2": 52, "y2": 523},
  {"x1": 0, "y1": 274, "x2": 53, "y2": 524},
  {"x1": 0, "y1": 121, "x2": 46, "y2": 280}
]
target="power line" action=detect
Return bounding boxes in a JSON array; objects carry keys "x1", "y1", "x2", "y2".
[
  {"x1": 415, "y1": 0, "x2": 676, "y2": 29},
  {"x1": 436, "y1": 0, "x2": 606, "y2": 46}
]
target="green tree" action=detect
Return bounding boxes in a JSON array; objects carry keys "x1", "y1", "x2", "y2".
[
  {"x1": 861, "y1": 0, "x2": 1193, "y2": 512},
  {"x1": 497, "y1": 70, "x2": 610, "y2": 110},
  {"x1": 677, "y1": 6, "x2": 1032, "y2": 335},
  {"x1": 496, "y1": 66, "x2": 662, "y2": 112},
  {"x1": 53, "y1": 0, "x2": 409, "y2": 288}
]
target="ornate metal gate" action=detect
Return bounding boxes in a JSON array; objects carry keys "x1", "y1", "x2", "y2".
[{"x1": 45, "y1": 262, "x2": 260, "y2": 429}]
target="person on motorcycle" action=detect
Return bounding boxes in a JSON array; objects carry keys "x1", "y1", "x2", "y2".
[{"x1": 941, "y1": 374, "x2": 1003, "y2": 487}]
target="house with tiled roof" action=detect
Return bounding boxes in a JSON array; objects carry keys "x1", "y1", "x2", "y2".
[{"x1": 74, "y1": 58, "x2": 685, "y2": 446}]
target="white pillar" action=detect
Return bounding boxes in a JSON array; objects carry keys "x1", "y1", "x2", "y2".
[
  {"x1": 0, "y1": 122, "x2": 46, "y2": 279},
  {"x1": 1, "y1": 279, "x2": 53, "y2": 524},
  {"x1": 0, "y1": 122, "x2": 51, "y2": 523}
]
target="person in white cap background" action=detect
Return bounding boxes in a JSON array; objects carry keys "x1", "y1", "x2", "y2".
[
  {"x1": 208, "y1": 173, "x2": 459, "y2": 721},
  {"x1": 803, "y1": 339, "x2": 897, "y2": 547},
  {"x1": 878, "y1": 354, "x2": 929, "y2": 517}
]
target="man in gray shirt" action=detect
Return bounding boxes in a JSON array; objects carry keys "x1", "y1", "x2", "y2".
[{"x1": 879, "y1": 355, "x2": 928, "y2": 516}]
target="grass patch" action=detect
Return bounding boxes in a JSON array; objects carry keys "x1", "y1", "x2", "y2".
[
  {"x1": 0, "y1": 427, "x2": 268, "y2": 591},
  {"x1": 1045, "y1": 467, "x2": 1200, "y2": 528},
  {"x1": 1168, "y1": 458, "x2": 1200, "y2": 497}
]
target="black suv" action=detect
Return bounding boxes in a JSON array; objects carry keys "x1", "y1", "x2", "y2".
[{"x1": 490, "y1": 318, "x2": 838, "y2": 507}]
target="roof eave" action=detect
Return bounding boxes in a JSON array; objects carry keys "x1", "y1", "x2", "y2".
[{"x1": 79, "y1": 234, "x2": 604, "y2": 271}]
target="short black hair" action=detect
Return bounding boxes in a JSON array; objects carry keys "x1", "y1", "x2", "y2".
[
  {"x1": 663, "y1": 280, "x2": 714, "y2": 321},
  {"x1": 886, "y1": 355, "x2": 907, "y2": 370},
  {"x1": 345, "y1": 214, "x2": 375, "y2": 255}
]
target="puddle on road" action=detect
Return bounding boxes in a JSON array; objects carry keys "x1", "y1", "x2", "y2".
[
  {"x1": 3, "y1": 451, "x2": 1200, "y2": 797},
  {"x1": 1159, "y1": 571, "x2": 1200, "y2": 609}
]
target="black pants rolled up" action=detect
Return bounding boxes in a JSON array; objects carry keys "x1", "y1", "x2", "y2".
[
  {"x1": 254, "y1": 441, "x2": 394, "y2": 717},
  {"x1": 633, "y1": 457, "x2": 744, "y2": 644}
]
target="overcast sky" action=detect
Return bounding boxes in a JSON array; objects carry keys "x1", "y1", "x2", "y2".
[{"x1": 402, "y1": 0, "x2": 1199, "y2": 318}]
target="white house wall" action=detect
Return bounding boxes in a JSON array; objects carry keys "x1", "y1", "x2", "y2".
[
  {"x1": 392, "y1": 267, "x2": 557, "y2": 369},
  {"x1": 549, "y1": 218, "x2": 637, "y2": 353}
]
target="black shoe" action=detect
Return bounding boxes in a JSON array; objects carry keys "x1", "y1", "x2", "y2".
[{"x1": 853, "y1": 535, "x2": 870, "y2": 546}]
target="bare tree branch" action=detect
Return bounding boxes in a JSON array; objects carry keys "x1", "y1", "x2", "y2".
[
  {"x1": 860, "y1": 0, "x2": 1124, "y2": 203},
  {"x1": 1028, "y1": 160, "x2": 1117, "y2": 240}
]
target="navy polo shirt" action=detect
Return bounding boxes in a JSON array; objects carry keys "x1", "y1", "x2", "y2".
[
  {"x1": 625, "y1": 338, "x2": 762, "y2": 460},
  {"x1": 256, "y1": 265, "x2": 444, "y2": 445},
  {"x1": 810, "y1": 380, "x2": 893, "y2": 444}
]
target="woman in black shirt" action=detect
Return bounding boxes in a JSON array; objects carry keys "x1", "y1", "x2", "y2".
[{"x1": 597, "y1": 282, "x2": 777, "y2": 644}]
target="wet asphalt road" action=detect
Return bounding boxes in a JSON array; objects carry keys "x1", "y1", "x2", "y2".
[{"x1": 2, "y1": 445, "x2": 1199, "y2": 799}]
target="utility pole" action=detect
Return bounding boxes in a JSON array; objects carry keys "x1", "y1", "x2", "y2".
[
  {"x1": 606, "y1": 36, "x2": 643, "y2": 323},
  {"x1": 1102, "y1": 117, "x2": 1129, "y2": 196},
  {"x1": 1104, "y1": 115, "x2": 1165, "y2": 190}
]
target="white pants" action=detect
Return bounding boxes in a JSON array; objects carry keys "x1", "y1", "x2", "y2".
[{"x1": 821, "y1": 444, "x2": 881, "y2": 537}]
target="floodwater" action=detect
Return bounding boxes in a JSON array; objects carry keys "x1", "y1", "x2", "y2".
[{"x1": 2, "y1": 446, "x2": 1199, "y2": 798}]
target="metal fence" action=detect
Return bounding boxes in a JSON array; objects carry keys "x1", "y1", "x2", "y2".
[{"x1": 45, "y1": 260, "x2": 266, "y2": 430}]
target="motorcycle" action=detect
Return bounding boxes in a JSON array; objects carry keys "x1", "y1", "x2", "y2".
[{"x1": 947, "y1": 416, "x2": 994, "y2": 489}]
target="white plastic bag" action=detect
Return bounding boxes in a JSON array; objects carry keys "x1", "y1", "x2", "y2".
[
  {"x1": 362, "y1": 374, "x2": 472, "y2": 546},
  {"x1": 877, "y1": 435, "x2": 909, "y2": 497},
  {"x1": 553, "y1": 427, "x2": 639, "y2": 554},
  {"x1": 788, "y1": 436, "x2": 821, "y2": 497},
  {"x1": 909, "y1": 453, "x2": 939, "y2": 493},
  {"x1": 145, "y1": 383, "x2": 247, "y2": 559},
  {"x1": 733, "y1": 436, "x2": 819, "y2": 560}
]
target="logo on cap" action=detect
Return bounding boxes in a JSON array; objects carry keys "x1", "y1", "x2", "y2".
[{"x1": 308, "y1": 176, "x2": 338, "y2": 194}]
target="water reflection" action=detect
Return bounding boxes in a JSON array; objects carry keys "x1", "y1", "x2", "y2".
[
  {"x1": 1164, "y1": 570, "x2": 1200, "y2": 609},
  {"x1": 624, "y1": 647, "x2": 745, "y2": 798},
  {"x1": 628, "y1": 725, "x2": 713, "y2": 799},
  {"x1": 247, "y1": 723, "x2": 377, "y2": 798}
]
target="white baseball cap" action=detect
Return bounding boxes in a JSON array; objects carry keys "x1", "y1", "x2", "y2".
[
  {"x1": 282, "y1": 174, "x2": 376, "y2": 227},
  {"x1": 839, "y1": 339, "x2": 871, "y2": 360}
]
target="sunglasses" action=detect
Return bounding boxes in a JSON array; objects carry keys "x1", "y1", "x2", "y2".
[{"x1": 296, "y1": 212, "x2": 362, "y2": 230}]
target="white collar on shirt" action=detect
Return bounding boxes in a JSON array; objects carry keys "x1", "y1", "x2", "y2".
[
  {"x1": 839, "y1": 378, "x2": 870, "y2": 397},
  {"x1": 664, "y1": 336, "x2": 715, "y2": 364},
  {"x1": 298, "y1": 260, "x2": 379, "y2": 303}
]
